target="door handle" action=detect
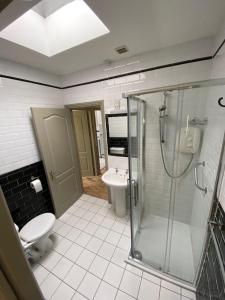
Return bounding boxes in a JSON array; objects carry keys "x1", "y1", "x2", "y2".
[
  {"x1": 194, "y1": 161, "x2": 207, "y2": 193},
  {"x1": 49, "y1": 170, "x2": 56, "y2": 180}
]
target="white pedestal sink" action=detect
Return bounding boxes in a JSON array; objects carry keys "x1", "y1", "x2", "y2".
[{"x1": 102, "y1": 168, "x2": 128, "y2": 217}]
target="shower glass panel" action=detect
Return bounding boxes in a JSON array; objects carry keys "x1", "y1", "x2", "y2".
[{"x1": 127, "y1": 80, "x2": 225, "y2": 285}]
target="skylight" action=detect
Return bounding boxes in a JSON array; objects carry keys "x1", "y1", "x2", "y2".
[{"x1": 0, "y1": 0, "x2": 110, "y2": 57}]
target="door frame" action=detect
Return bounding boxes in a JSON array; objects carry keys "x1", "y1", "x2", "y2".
[
  {"x1": 65, "y1": 100, "x2": 109, "y2": 172},
  {"x1": 66, "y1": 100, "x2": 110, "y2": 202}
]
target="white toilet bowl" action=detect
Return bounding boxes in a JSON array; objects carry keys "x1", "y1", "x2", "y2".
[{"x1": 15, "y1": 213, "x2": 56, "y2": 259}]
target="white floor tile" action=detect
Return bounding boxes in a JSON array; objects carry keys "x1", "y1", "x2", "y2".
[
  {"x1": 52, "y1": 257, "x2": 73, "y2": 280},
  {"x1": 117, "y1": 235, "x2": 130, "y2": 252},
  {"x1": 94, "y1": 227, "x2": 109, "y2": 240},
  {"x1": 64, "y1": 243, "x2": 83, "y2": 262},
  {"x1": 182, "y1": 289, "x2": 196, "y2": 300},
  {"x1": 51, "y1": 282, "x2": 75, "y2": 300},
  {"x1": 116, "y1": 290, "x2": 135, "y2": 300},
  {"x1": 40, "y1": 273, "x2": 61, "y2": 300},
  {"x1": 95, "y1": 198, "x2": 106, "y2": 206},
  {"x1": 106, "y1": 230, "x2": 121, "y2": 246},
  {"x1": 89, "y1": 204, "x2": 101, "y2": 214},
  {"x1": 33, "y1": 264, "x2": 49, "y2": 285},
  {"x1": 142, "y1": 271, "x2": 161, "y2": 285},
  {"x1": 83, "y1": 211, "x2": 96, "y2": 221},
  {"x1": 159, "y1": 287, "x2": 181, "y2": 300},
  {"x1": 75, "y1": 219, "x2": 89, "y2": 230},
  {"x1": 111, "y1": 247, "x2": 127, "y2": 268},
  {"x1": 112, "y1": 222, "x2": 125, "y2": 234},
  {"x1": 76, "y1": 249, "x2": 96, "y2": 270},
  {"x1": 98, "y1": 207, "x2": 110, "y2": 217},
  {"x1": 89, "y1": 255, "x2": 109, "y2": 279},
  {"x1": 77, "y1": 272, "x2": 101, "y2": 299},
  {"x1": 72, "y1": 292, "x2": 87, "y2": 300},
  {"x1": 60, "y1": 213, "x2": 71, "y2": 224},
  {"x1": 53, "y1": 220, "x2": 64, "y2": 231},
  {"x1": 57, "y1": 223, "x2": 73, "y2": 237},
  {"x1": 98, "y1": 242, "x2": 116, "y2": 260},
  {"x1": 64, "y1": 264, "x2": 86, "y2": 290},
  {"x1": 94, "y1": 281, "x2": 117, "y2": 300},
  {"x1": 103, "y1": 262, "x2": 124, "y2": 288},
  {"x1": 161, "y1": 280, "x2": 181, "y2": 294},
  {"x1": 65, "y1": 215, "x2": 80, "y2": 227},
  {"x1": 86, "y1": 196, "x2": 96, "y2": 204},
  {"x1": 126, "y1": 265, "x2": 142, "y2": 277},
  {"x1": 86, "y1": 236, "x2": 103, "y2": 253},
  {"x1": 66, "y1": 228, "x2": 82, "y2": 242},
  {"x1": 54, "y1": 237, "x2": 73, "y2": 255},
  {"x1": 73, "y1": 207, "x2": 86, "y2": 218},
  {"x1": 84, "y1": 222, "x2": 99, "y2": 235},
  {"x1": 123, "y1": 226, "x2": 131, "y2": 237},
  {"x1": 40, "y1": 251, "x2": 62, "y2": 271},
  {"x1": 76, "y1": 232, "x2": 92, "y2": 247},
  {"x1": 138, "y1": 279, "x2": 160, "y2": 300},
  {"x1": 101, "y1": 217, "x2": 115, "y2": 229},
  {"x1": 119, "y1": 270, "x2": 141, "y2": 298},
  {"x1": 91, "y1": 214, "x2": 105, "y2": 225}
]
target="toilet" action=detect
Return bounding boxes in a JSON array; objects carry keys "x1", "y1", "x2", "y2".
[{"x1": 15, "y1": 213, "x2": 56, "y2": 260}]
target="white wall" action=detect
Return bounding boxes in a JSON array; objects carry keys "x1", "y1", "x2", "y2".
[
  {"x1": 0, "y1": 60, "x2": 63, "y2": 175},
  {"x1": 62, "y1": 38, "x2": 212, "y2": 170}
]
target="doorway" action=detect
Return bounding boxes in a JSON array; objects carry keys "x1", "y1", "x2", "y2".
[{"x1": 69, "y1": 101, "x2": 108, "y2": 200}]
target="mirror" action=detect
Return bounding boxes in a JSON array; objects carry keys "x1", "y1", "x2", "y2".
[{"x1": 106, "y1": 113, "x2": 128, "y2": 156}]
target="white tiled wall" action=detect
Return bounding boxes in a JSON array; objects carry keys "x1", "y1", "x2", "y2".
[
  {"x1": 0, "y1": 61, "x2": 63, "y2": 175},
  {"x1": 62, "y1": 38, "x2": 212, "y2": 171},
  {"x1": 190, "y1": 52, "x2": 225, "y2": 270}
]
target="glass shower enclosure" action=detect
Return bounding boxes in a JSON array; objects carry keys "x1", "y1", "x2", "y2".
[{"x1": 126, "y1": 80, "x2": 225, "y2": 285}]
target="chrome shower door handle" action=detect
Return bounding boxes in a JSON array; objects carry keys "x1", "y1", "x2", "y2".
[
  {"x1": 194, "y1": 161, "x2": 207, "y2": 193},
  {"x1": 127, "y1": 178, "x2": 138, "y2": 207}
]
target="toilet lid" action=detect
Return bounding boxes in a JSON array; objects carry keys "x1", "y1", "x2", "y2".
[{"x1": 20, "y1": 213, "x2": 55, "y2": 243}]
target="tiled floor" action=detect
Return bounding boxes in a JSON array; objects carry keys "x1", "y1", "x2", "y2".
[{"x1": 32, "y1": 194, "x2": 196, "y2": 300}]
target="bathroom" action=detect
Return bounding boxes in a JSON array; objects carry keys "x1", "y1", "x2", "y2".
[{"x1": 0, "y1": 0, "x2": 225, "y2": 299}]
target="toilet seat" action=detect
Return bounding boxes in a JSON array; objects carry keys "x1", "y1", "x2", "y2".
[{"x1": 19, "y1": 213, "x2": 55, "y2": 243}]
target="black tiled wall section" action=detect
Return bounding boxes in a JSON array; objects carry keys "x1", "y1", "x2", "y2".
[
  {"x1": 0, "y1": 161, "x2": 54, "y2": 229},
  {"x1": 196, "y1": 203, "x2": 225, "y2": 300},
  {"x1": 108, "y1": 137, "x2": 128, "y2": 156}
]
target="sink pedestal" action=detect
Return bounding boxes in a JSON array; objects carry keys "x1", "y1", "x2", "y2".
[
  {"x1": 101, "y1": 168, "x2": 128, "y2": 218},
  {"x1": 111, "y1": 187, "x2": 126, "y2": 218}
]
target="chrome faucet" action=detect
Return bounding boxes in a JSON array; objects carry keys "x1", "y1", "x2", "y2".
[{"x1": 115, "y1": 168, "x2": 119, "y2": 173}]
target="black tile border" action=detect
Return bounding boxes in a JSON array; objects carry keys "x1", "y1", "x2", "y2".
[{"x1": 0, "y1": 56, "x2": 212, "y2": 90}]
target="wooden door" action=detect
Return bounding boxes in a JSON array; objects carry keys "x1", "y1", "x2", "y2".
[
  {"x1": 72, "y1": 110, "x2": 95, "y2": 176},
  {"x1": 31, "y1": 108, "x2": 82, "y2": 217}
]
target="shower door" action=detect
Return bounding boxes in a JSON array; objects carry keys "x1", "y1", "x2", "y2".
[{"x1": 127, "y1": 96, "x2": 145, "y2": 258}]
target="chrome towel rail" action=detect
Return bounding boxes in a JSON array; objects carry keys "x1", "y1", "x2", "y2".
[{"x1": 194, "y1": 161, "x2": 207, "y2": 193}]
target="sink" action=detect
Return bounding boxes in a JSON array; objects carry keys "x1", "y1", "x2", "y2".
[
  {"x1": 102, "y1": 168, "x2": 128, "y2": 188},
  {"x1": 102, "y1": 168, "x2": 128, "y2": 217}
]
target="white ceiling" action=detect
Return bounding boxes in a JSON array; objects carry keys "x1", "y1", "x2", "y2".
[
  {"x1": 0, "y1": 0, "x2": 225, "y2": 75},
  {"x1": 0, "y1": 0, "x2": 109, "y2": 56}
]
